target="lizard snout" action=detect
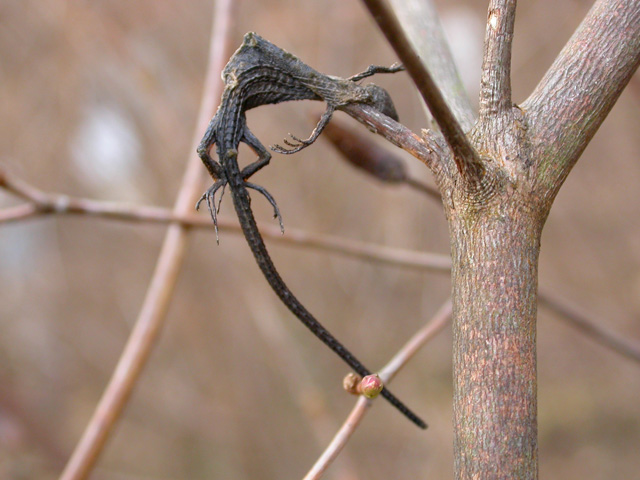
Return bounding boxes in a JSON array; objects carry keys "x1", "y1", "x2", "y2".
[{"x1": 363, "y1": 84, "x2": 400, "y2": 121}]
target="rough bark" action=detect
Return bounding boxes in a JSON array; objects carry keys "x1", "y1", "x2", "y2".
[
  {"x1": 438, "y1": 93, "x2": 544, "y2": 477},
  {"x1": 447, "y1": 183, "x2": 543, "y2": 479}
]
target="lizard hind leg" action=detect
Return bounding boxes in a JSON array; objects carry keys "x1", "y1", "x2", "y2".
[
  {"x1": 196, "y1": 179, "x2": 227, "y2": 243},
  {"x1": 245, "y1": 182, "x2": 284, "y2": 234},
  {"x1": 271, "y1": 106, "x2": 335, "y2": 155},
  {"x1": 241, "y1": 126, "x2": 272, "y2": 180}
]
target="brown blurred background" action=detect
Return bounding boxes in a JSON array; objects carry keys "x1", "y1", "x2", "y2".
[{"x1": 1, "y1": 0, "x2": 639, "y2": 478}]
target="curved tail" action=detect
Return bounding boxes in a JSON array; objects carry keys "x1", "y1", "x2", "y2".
[{"x1": 230, "y1": 184, "x2": 427, "y2": 429}]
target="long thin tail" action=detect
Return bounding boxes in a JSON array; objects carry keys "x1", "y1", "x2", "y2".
[{"x1": 231, "y1": 185, "x2": 427, "y2": 429}]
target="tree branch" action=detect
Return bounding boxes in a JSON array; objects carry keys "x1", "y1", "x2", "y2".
[
  {"x1": 387, "y1": 0, "x2": 476, "y2": 130},
  {"x1": 539, "y1": 289, "x2": 640, "y2": 363},
  {"x1": 303, "y1": 396, "x2": 370, "y2": 480},
  {"x1": 0, "y1": 167, "x2": 452, "y2": 272},
  {"x1": 340, "y1": 104, "x2": 441, "y2": 171},
  {"x1": 242, "y1": 289, "x2": 361, "y2": 479},
  {"x1": 479, "y1": 0, "x2": 517, "y2": 118},
  {"x1": 378, "y1": 297, "x2": 452, "y2": 382},
  {"x1": 522, "y1": 0, "x2": 640, "y2": 200},
  {"x1": 304, "y1": 298, "x2": 452, "y2": 480},
  {"x1": 59, "y1": 1, "x2": 237, "y2": 478},
  {"x1": 322, "y1": 116, "x2": 441, "y2": 201},
  {"x1": 360, "y1": 0, "x2": 483, "y2": 179},
  {"x1": 0, "y1": 203, "x2": 38, "y2": 222}
]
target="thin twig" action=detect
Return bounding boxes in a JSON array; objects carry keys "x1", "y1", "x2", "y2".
[
  {"x1": 0, "y1": 169, "x2": 452, "y2": 273},
  {"x1": 303, "y1": 397, "x2": 370, "y2": 480},
  {"x1": 479, "y1": 0, "x2": 517, "y2": 118},
  {"x1": 280, "y1": 226, "x2": 451, "y2": 272},
  {"x1": 59, "y1": 1, "x2": 237, "y2": 479},
  {"x1": 322, "y1": 116, "x2": 442, "y2": 201},
  {"x1": 341, "y1": 104, "x2": 441, "y2": 170},
  {"x1": 0, "y1": 166, "x2": 51, "y2": 204},
  {"x1": 379, "y1": 298, "x2": 452, "y2": 382},
  {"x1": 0, "y1": 203, "x2": 39, "y2": 222},
  {"x1": 304, "y1": 298, "x2": 452, "y2": 480},
  {"x1": 387, "y1": 0, "x2": 476, "y2": 130},
  {"x1": 539, "y1": 289, "x2": 640, "y2": 363},
  {"x1": 360, "y1": 0, "x2": 483, "y2": 178},
  {"x1": 243, "y1": 290, "x2": 361, "y2": 479}
]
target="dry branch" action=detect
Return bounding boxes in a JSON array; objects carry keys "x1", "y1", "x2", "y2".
[
  {"x1": 479, "y1": 0, "x2": 517, "y2": 118},
  {"x1": 322, "y1": 116, "x2": 441, "y2": 200},
  {"x1": 3, "y1": 164, "x2": 638, "y2": 367},
  {"x1": 523, "y1": 0, "x2": 640, "y2": 202},
  {"x1": 387, "y1": 0, "x2": 476, "y2": 130},
  {"x1": 360, "y1": 0, "x2": 483, "y2": 178},
  {"x1": 59, "y1": 1, "x2": 237, "y2": 478},
  {"x1": 539, "y1": 289, "x2": 640, "y2": 363}
]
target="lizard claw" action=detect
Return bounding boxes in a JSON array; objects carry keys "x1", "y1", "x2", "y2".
[
  {"x1": 245, "y1": 182, "x2": 285, "y2": 234},
  {"x1": 271, "y1": 106, "x2": 335, "y2": 155},
  {"x1": 271, "y1": 133, "x2": 315, "y2": 155},
  {"x1": 196, "y1": 180, "x2": 226, "y2": 243}
]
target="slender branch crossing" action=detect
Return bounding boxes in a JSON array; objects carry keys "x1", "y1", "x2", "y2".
[{"x1": 361, "y1": 0, "x2": 483, "y2": 178}]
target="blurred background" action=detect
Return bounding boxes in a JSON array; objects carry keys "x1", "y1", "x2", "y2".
[{"x1": 1, "y1": 0, "x2": 639, "y2": 478}]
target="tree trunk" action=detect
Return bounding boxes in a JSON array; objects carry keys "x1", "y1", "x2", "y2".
[
  {"x1": 355, "y1": 0, "x2": 640, "y2": 477},
  {"x1": 363, "y1": 0, "x2": 640, "y2": 477},
  {"x1": 449, "y1": 190, "x2": 543, "y2": 478}
]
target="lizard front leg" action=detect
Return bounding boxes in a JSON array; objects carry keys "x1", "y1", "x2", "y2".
[
  {"x1": 347, "y1": 63, "x2": 404, "y2": 82},
  {"x1": 271, "y1": 105, "x2": 335, "y2": 154}
]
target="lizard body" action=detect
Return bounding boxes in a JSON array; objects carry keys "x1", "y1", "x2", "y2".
[{"x1": 197, "y1": 32, "x2": 425, "y2": 429}]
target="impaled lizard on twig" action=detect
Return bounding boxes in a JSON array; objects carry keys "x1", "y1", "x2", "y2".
[{"x1": 197, "y1": 32, "x2": 425, "y2": 429}]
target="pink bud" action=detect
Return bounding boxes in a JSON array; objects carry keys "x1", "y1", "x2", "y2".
[{"x1": 359, "y1": 374, "x2": 384, "y2": 399}]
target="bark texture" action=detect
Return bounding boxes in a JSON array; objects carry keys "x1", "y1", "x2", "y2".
[
  {"x1": 437, "y1": 95, "x2": 545, "y2": 478},
  {"x1": 448, "y1": 187, "x2": 543, "y2": 478}
]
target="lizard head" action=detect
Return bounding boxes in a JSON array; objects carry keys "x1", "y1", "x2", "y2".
[{"x1": 362, "y1": 84, "x2": 400, "y2": 121}]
